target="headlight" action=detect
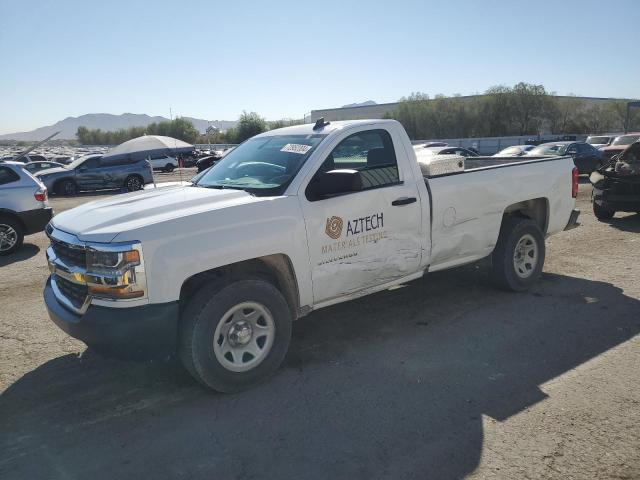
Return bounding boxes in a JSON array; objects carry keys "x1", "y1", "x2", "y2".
[{"x1": 85, "y1": 242, "x2": 147, "y2": 300}]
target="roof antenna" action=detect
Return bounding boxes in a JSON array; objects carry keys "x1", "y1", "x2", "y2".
[{"x1": 313, "y1": 117, "x2": 330, "y2": 130}]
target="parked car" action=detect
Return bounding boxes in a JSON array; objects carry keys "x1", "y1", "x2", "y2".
[
  {"x1": 527, "y1": 141, "x2": 603, "y2": 174},
  {"x1": 600, "y1": 133, "x2": 640, "y2": 160},
  {"x1": 178, "y1": 154, "x2": 197, "y2": 168},
  {"x1": 493, "y1": 145, "x2": 535, "y2": 157},
  {"x1": 590, "y1": 141, "x2": 640, "y2": 220},
  {"x1": 36, "y1": 154, "x2": 154, "y2": 196},
  {"x1": 415, "y1": 146, "x2": 479, "y2": 157},
  {"x1": 0, "y1": 162, "x2": 52, "y2": 254},
  {"x1": 585, "y1": 134, "x2": 617, "y2": 149},
  {"x1": 1, "y1": 154, "x2": 51, "y2": 164},
  {"x1": 149, "y1": 155, "x2": 178, "y2": 173},
  {"x1": 196, "y1": 155, "x2": 220, "y2": 172},
  {"x1": 416, "y1": 141, "x2": 448, "y2": 148},
  {"x1": 44, "y1": 119, "x2": 579, "y2": 392},
  {"x1": 24, "y1": 161, "x2": 65, "y2": 174},
  {"x1": 436, "y1": 147, "x2": 479, "y2": 157}
]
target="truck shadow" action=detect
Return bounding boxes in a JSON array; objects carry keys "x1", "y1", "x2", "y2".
[
  {"x1": 0, "y1": 243, "x2": 40, "y2": 267},
  {"x1": 1, "y1": 268, "x2": 639, "y2": 479}
]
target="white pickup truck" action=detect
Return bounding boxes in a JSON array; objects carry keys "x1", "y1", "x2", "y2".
[{"x1": 44, "y1": 119, "x2": 580, "y2": 392}]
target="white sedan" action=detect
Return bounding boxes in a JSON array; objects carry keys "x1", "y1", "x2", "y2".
[{"x1": 493, "y1": 145, "x2": 535, "y2": 157}]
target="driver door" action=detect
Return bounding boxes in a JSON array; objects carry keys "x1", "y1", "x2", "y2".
[
  {"x1": 75, "y1": 157, "x2": 103, "y2": 190},
  {"x1": 300, "y1": 128, "x2": 423, "y2": 304}
]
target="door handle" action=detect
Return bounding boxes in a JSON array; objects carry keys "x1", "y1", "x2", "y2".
[{"x1": 392, "y1": 197, "x2": 417, "y2": 206}]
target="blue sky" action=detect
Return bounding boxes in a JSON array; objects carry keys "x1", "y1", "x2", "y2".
[{"x1": 0, "y1": 0, "x2": 638, "y2": 134}]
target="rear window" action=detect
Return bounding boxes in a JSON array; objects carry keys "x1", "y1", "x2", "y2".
[
  {"x1": 586, "y1": 136, "x2": 610, "y2": 145},
  {"x1": 0, "y1": 167, "x2": 20, "y2": 185}
]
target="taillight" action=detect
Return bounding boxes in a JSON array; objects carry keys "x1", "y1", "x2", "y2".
[
  {"x1": 34, "y1": 188, "x2": 48, "y2": 202},
  {"x1": 571, "y1": 167, "x2": 579, "y2": 198}
]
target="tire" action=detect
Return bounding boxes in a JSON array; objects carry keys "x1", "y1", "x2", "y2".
[
  {"x1": 593, "y1": 201, "x2": 615, "y2": 221},
  {"x1": 56, "y1": 179, "x2": 77, "y2": 196},
  {"x1": 179, "y1": 279, "x2": 292, "y2": 393},
  {"x1": 124, "y1": 175, "x2": 143, "y2": 192},
  {"x1": 164, "y1": 164, "x2": 175, "y2": 173},
  {"x1": 0, "y1": 216, "x2": 24, "y2": 255},
  {"x1": 490, "y1": 217, "x2": 545, "y2": 292}
]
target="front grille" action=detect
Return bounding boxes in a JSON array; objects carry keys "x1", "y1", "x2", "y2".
[
  {"x1": 51, "y1": 239, "x2": 86, "y2": 268},
  {"x1": 55, "y1": 275, "x2": 88, "y2": 310}
]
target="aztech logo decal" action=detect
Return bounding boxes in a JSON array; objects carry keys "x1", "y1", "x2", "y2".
[
  {"x1": 319, "y1": 212, "x2": 388, "y2": 264},
  {"x1": 325, "y1": 216, "x2": 344, "y2": 239}
]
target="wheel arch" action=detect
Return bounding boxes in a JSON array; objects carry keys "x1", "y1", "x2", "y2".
[
  {"x1": 179, "y1": 254, "x2": 301, "y2": 320},
  {"x1": 0, "y1": 209, "x2": 25, "y2": 232},
  {"x1": 502, "y1": 197, "x2": 549, "y2": 234}
]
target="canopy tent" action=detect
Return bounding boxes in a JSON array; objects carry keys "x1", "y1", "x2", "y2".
[{"x1": 101, "y1": 135, "x2": 194, "y2": 164}]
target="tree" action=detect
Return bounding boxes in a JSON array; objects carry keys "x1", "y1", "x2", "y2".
[
  {"x1": 75, "y1": 118, "x2": 200, "y2": 145},
  {"x1": 510, "y1": 82, "x2": 549, "y2": 135},
  {"x1": 234, "y1": 111, "x2": 268, "y2": 143}
]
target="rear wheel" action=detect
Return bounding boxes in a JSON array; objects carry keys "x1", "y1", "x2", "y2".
[
  {"x1": 179, "y1": 279, "x2": 292, "y2": 392},
  {"x1": 593, "y1": 201, "x2": 615, "y2": 221},
  {"x1": 124, "y1": 175, "x2": 143, "y2": 192},
  {"x1": 56, "y1": 179, "x2": 77, "y2": 196},
  {"x1": 0, "y1": 216, "x2": 24, "y2": 255},
  {"x1": 164, "y1": 163, "x2": 175, "y2": 173},
  {"x1": 491, "y1": 217, "x2": 545, "y2": 292}
]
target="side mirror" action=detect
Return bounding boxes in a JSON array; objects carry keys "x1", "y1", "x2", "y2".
[{"x1": 308, "y1": 169, "x2": 363, "y2": 200}]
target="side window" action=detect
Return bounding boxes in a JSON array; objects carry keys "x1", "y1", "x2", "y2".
[
  {"x1": 82, "y1": 157, "x2": 101, "y2": 169},
  {"x1": 0, "y1": 167, "x2": 20, "y2": 185},
  {"x1": 315, "y1": 129, "x2": 399, "y2": 190}
]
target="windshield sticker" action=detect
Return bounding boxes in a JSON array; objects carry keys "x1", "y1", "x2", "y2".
[{"x1": 281, "y1": 143, "x2": 312, "y2": 154}]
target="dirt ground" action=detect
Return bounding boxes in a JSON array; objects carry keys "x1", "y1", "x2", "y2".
[{"x1": 0, "y1": 174, "x2": 638, "y2": 479}]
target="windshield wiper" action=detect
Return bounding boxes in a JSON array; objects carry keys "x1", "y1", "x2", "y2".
[{"x1": 200, "y1": 184, "x2": 255, "y2": 195}]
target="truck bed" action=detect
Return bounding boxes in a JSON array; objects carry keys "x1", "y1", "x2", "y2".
[
  {"x1": 421, "y1": 155, "x2": 566, "y2": 178},
  {"x1": 421, "y1": 154, "x2": 575, "y2": 272}
]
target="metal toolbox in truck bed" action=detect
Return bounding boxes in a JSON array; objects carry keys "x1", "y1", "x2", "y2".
[{"x1": 416, "y1": 153, "x2": 465, "y2": 177}]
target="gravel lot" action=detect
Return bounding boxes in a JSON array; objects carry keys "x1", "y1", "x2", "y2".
[{"x1": 1, "y1": 174, "x2": 638, "y2": 479}]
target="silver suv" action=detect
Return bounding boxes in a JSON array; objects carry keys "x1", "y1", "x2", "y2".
[{"x1": 0, "y1": 162, "x2": 53, "y2": 255}]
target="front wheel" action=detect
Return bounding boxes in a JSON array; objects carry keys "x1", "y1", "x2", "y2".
[
  {"x1": 593, "y1": 201, "x2": 615, "y2": 221},
  {"x1": 179, "y1": 279, "x2": 292, "y2": 392},
  {"x1": 164, "y1": 163, "x2": 175, "y2": 173},
  {"x1": 491, "y1": 217, "x2": 545, "y2": 292},
  {"x1": 124, "y1": 175, "x2": 143, "y2": 192},
  {"x1": 57, "y1": 179, "x2": 77, "y2": 196}
]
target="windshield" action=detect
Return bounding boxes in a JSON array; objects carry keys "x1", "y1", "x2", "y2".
[
  {"x1": 66, "y1": 155, "x2": 93, "y2": 169},
  {"x1": 586, "y1": 136, "x2": 610, "y2": 145},
  {"x1": 612, "y1": 134, "x2": 640, "y2": 146},
  {"x1": 195, "y1": 134, "x2": 326, "y2": 194},
  {"x1": 529, "y1": 144, "x2": 568, "y2": 156}
]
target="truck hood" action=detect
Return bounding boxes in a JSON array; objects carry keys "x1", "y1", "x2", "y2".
[{"x1": 51, "y1": 184, "x2": 258, "y2": 242}]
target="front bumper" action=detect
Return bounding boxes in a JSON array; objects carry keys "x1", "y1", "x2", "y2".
[
  {"x1": 18, "y1": 207, "x2": 53, "y2": 234},
  {"x1": 564, "y1": 209, "x2": 581, "y2": 231},
  {"x1": 593, "y1": 187, "x2": 640, "y2": 212},
  {"x1": 44, "y1": 277, "x2": 179, "y2": 360}
]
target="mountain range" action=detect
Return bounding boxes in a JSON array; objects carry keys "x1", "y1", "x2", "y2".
[{"x1": 0, "y1": 113, "x2": 237, "y2": 141}]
